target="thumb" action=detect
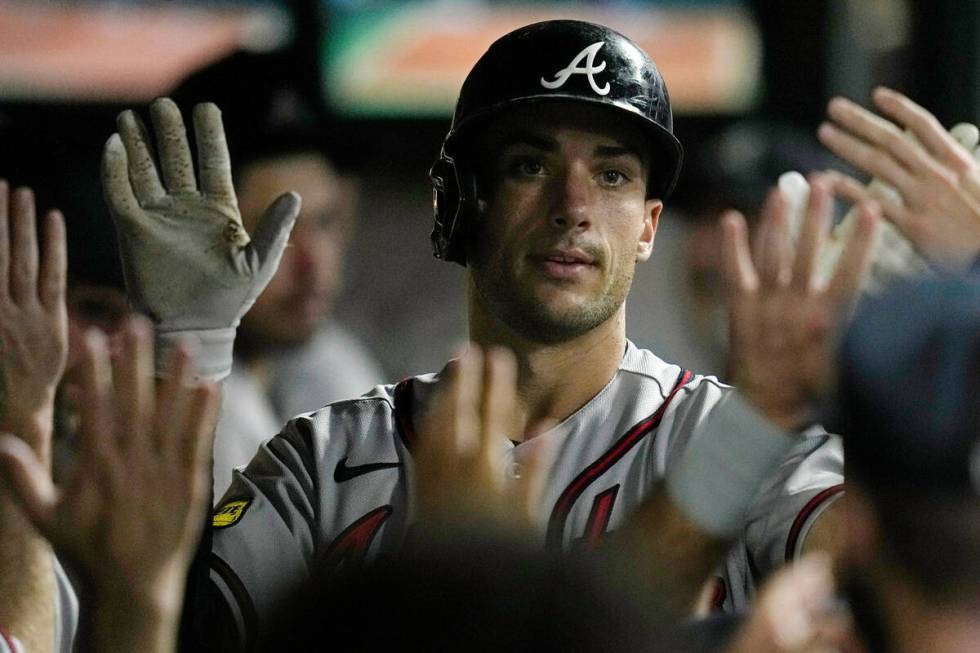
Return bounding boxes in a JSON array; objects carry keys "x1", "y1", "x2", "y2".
[
  {"x1": 251, "y1": 191, "x2": 301, "y2": 270},
  {"x1": 0, "y1": 434, "x2": 58, "y2": 536}
]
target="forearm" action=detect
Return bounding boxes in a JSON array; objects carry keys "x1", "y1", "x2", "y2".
[
  {"x1": 0, "y1": 410, "x2": 56, "y2": 653},
  {"x1": 0, "y1": 495, "x2": 55, "y2": 653},
  {"x1": 611, "y1": 488, "x2": 728, "y2": 618}
]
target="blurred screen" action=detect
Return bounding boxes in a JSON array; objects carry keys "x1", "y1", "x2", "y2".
[
  {"x1": 0, "y1": 1, "x2": 289, "y2": 102},
  {"x1": 321, "y1": 0, "x2": 761, "y2": 117}
]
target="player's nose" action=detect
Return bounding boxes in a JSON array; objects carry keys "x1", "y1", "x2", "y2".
[{"x1": 550, "y1": 167, "x2": 592, "y2": 232}]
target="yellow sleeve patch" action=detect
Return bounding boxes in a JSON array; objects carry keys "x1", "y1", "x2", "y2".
[{"x1": 213, "y1": 499, "x2": 252, "y2": 528}]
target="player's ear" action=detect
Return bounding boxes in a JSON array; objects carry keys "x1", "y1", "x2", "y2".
[{"x1": 636, "y1": 199, "x2": 662, "y2": 262}]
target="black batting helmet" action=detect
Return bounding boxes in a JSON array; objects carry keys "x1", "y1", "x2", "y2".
[{"x1": 429, "y1": 19, "x2": 683, "y2": 265}]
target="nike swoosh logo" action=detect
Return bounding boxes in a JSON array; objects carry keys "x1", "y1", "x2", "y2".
[{"x1": 334, "y1": 457, "x2": 402, "y2": 483}]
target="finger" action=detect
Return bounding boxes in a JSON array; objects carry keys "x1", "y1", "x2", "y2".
[
  {"x1": 9, "y1": 187, "x2": 38, "y2": 303},
  {"x1": 193, "y1": 103, "x2": 237, "y2": 202},
  {"x1": 720, "y1": 210, "x2": 759, "y2": 295},
  {"x1": 250, "y1": 192, "x2": 301, "y2": 266},
  {"x1": 111, "y1": 316, "x2": 155, "y2": 450},
  {"x1": 872, "y1": 86, "x2": 975, "y2": 172},
  {"x1": 826, "y1": 96, "x2": 940, "y2": 174},
  {"x1": 38, "y1": 210, "x2": 66, "y2": 309},
  {"x1": 149, "y1": 98, "x2": 197, "y2": 194},
  {"x1": 0, "y1": 180, "x2": 9, "y2": 297},
  {"x1": 77, "y1": 329, "x2": 115, "y2": 460},
  {"x1": 514, "y1": 419, "x2": 557, "y2": 522},
  {"x1": 825, "y1": 171, "x2": 910, "y2": 236},
  {"x1": 0, "y1": 434, "x2": 58, "y2": 534},
  {"x1": 792, "y1": 176, "x2": 831, "y2": 291},
  {"x1": 950, "y1": 122, "x2": 980, "y2": 151},
  {"x1": 116, "y1": 110, "x2": 167, "y2": 204},
  {"x1": 156, "y1": 340, "x2": 194, "y2": 451},
  {"x1": 101, "y1": 133, "x2": 143, "y2": 225},
  {"x1": 756, "y1": 188, "x2": 792, "y2": 289},
  {"x1": 828, "y1": 201, "x2": 880, "y2": 301},
  {"x1": 480, "y1": 347, "x2": 517, "y2": 471},
  {"x1": 453, "y1": 347, "x2": 482, "y2": 456},
  {"x1": 818, "y1": 122, "x2": 916, "y2": 195}
]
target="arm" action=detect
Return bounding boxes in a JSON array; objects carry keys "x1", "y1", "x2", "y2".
[
  {"x1": 614, "y1": 177, "x2": 879, "y2": 615},
  {"x1": 0, "y1": 318, "x2": 219, "y2": 653},
  {"x1": 99, "y1": 97, "x2": 302, "y2": 649},
  {"x1": 0, "y1": 183, "x2": 67, "y2": 653}
]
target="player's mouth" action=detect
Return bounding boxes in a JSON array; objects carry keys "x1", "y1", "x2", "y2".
[{"x1": 533, "y1": 248, "x2": 598, "y2": 280}]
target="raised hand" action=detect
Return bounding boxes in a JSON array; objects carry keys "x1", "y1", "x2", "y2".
[
  {"x1": 722, "y1": 553, "x2": 863, "y2": 653},
  {"x1": 0, "y1": 317, "x2": 219, "y2": 653},
  {"x1": 415, "y1": 346, "x2": 546, "y2": 532},
  {"x1": 818, "y1": 87, "x2": 980, "y2": 272},
  {"x1": 101, "y1": 98, "x2": 301, "y2": 379},
  {"x1": 0, "y1": 181, "x2": 66, "y2": 453},
  {"x1": 721, "y1": 177, "x2": 879, "y2": 430}
]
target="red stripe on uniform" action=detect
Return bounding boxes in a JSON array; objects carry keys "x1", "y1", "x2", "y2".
[
  {"x1": 583, "y1": 485, "x2": 620, "y2": 547},
  {"x1": 546, "y1": 369, "x2": 693, "y2": 547},
  {"x1": 784, "y1": 483, "x2": 845, "y2": 562}
]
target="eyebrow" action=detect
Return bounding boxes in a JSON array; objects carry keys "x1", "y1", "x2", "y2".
[
  {"x1": 498, "y1": 132, "x2": 558, "y2": 152},
  {"x1": 498, "y1": 132, "x2": 645, "y2": 164}
]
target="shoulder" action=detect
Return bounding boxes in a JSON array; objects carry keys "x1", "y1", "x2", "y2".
[
  {"x1": 620, "y1": 341, "x2": 730, "y2": 400},
  {"x1": 277, "y1": 374, "x2": 437, "y2": 457}
]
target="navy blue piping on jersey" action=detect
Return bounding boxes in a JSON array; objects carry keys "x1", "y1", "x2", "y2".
[
  {"x1": 210, "y1": 552, "x2": 259, "y2": 652},
  {"x1": 393, "y1": 378, "x2": 417, "y2": 449},
  {"x1": 546, "y1": 368, "x2": 694, "y2": 548}
]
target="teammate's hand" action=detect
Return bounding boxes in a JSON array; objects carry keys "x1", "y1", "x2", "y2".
[
  {"x1": 722, "y1": 553, "x2": 865, "y2": 653},
  {"x1": 0, "y1": 317, "x2": 218, "y2": 650},
  {"x1": 415, "y1": 346, "x2": 545, "y2": 532},
  {"x1": 721, "y1": 177, "x2": 879, "y2": 430},
  {"x1": 0, "y1": 181, "x2": 67, "y2": 454},
  {"x1": 101, "y1": 97, "x2": 301, "y2": 379},
  {"x1": 818, "y1": 87, "x2": 980, "y2": 272}
]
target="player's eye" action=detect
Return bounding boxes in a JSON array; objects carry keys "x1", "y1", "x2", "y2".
[
  {"x1": 506, "y1": 156, "x2": 547, "y2": 178},
  {"x1": 598, "y1": 169, "x2": 630, "y2": 187}
]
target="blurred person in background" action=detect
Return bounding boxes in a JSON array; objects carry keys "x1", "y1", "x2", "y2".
[
  {"x1": 831, "y1": 275, "x2": 980, "y2": 653},
  {"x1": 174, "y1": 54, "x2": 385, "y2": 498}
]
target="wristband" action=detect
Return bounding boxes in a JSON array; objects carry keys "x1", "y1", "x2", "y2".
[
  {"x1": 666, "y1": 392, "x2": 796, "y2": 537},
  {"x1": 156, "y1": 327, "x2": 236, "y2": 381}
]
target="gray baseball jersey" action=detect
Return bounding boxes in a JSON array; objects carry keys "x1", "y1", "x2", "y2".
[{"x1": 209, "y1": 341, "x2": 842, "y2": 644}]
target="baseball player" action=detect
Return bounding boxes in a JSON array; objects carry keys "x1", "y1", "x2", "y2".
[{"x1": 91, "y1": 20, "x2": 877, "y2": 650}]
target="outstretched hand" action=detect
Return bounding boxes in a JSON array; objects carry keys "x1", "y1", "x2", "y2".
[
  {"x1": 722, "y1": 177, "x2": 879, "y2": 430},
  {"x1": 0, "y1": 181, "x2": 66, "y2": 453},
  {"x1": 819, "y1": 87, "x2": 980, "y2": 272},
  {"x1": 415, "y1": 346, "x2": 547, "y2": 533},
  {"x1": 0, "y1": 317, "x2": 218, "y2": 651},
  {"x1": 101, "y1": 97, "x2": 301, "y2": 379}
]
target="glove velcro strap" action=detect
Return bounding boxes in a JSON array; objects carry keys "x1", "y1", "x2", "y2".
[
  {"x1": 666, "y1": 393, "x2": 795, "y2": 538},
  {"x1": 155, "y1": 327, "x2": 236, "y2": 382}
]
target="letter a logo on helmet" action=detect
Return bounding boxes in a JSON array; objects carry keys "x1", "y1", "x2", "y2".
[{"x1": 540, "y1": 42, "x2": 611, "y2": 96}]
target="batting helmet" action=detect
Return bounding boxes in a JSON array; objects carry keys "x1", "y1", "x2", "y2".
[{"x1": 429, "y1": 19, "x2": 683, "y2": 265}]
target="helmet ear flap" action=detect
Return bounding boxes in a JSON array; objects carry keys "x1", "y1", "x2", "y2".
[{"x1": 429, "y1": 151, "x2": 479, "y2": 266}]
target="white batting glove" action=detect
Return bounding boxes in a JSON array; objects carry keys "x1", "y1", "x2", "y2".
[{"x1": 101, "y1": 98, "x2": 300, "y2": 380}]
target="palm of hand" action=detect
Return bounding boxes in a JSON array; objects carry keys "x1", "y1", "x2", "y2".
[
  {"x1": 0, "y1": 185, "x2": 67, "y2": 431},
  {"x1": 113, "y1": 192, "x2": 255, "y2": 330}
]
